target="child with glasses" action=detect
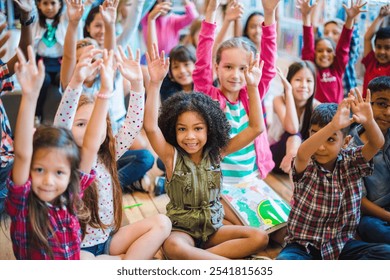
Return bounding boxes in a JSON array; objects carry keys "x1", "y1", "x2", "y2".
[{"x1": 350, "y1": 76, "x2": 390, "y2": 244}]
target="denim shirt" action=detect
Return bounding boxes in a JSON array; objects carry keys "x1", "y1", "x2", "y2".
[{"x1": 350, "y1": 125, "x2": 390, "y2": 207}]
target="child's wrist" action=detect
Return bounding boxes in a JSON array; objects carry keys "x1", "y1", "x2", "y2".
[{"x1": 96, "y1": 90, "x2": 114, "y2": 99}]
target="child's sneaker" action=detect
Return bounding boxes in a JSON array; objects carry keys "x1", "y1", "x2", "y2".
[{"x1": 154, "y1": 176, "x2": 166, "y2": 196}]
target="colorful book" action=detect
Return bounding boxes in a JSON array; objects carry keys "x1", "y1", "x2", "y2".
[{"x1": 221, "y1": 179, "x2": 291, "y2": 234}]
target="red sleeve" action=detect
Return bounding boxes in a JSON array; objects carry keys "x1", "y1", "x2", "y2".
[
  {"x1": 333, "y1": 26, "x2": 353, "y2": 76},
  {"x1": 259, "y1": 23, "x2": 277, "y2": 98},
  {"x1": 301, "y1": 25, "x2": 315, "y2": 62}
]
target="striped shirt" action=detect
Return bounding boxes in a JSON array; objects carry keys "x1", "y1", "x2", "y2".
[{"x1": 221, "y1": 101, "x2": 259, "y2": 186}]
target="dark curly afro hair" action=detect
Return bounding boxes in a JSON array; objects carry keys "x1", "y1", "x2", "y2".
[{"x1": 158, "y1": 91, "x2": 231, "y2": 164}]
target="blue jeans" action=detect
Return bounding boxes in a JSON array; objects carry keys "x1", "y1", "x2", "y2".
[
  {"x1": 358, "y1": 214, "x2": 390, "y2": 244},
  {"x1": 0, "y1": 162, "x2": 13, "y2": 220},
  {"x1": 276, "y1": 240, "x2": 390, "y2": 260},
  {"x1": 117, "y1": 149, "x2": 154, "y2": 189}
]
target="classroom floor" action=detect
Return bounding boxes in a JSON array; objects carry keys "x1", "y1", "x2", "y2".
[{"x1": 0, "y1": 168, "x2": 293, "y2": 260}]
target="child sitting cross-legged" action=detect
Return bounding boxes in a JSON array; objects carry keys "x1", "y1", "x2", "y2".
[{"x1": 276, "y1": 88, "x2": 390, "y2": 260}]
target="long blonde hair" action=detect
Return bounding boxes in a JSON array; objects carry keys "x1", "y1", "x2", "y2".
[{"x1": 77, "y1": 94, "x2": 123, "y2": 236}]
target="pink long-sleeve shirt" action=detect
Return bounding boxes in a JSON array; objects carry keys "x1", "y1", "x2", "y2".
[
  {"x1": 302, "y1": 25, "x2": 352, "y2": 103},
  {"x1": 193, "y1": 21, "x2": 277, "y2": 179},
  {"x1": 141, "y1": 2, "x2": 198, "y2": 55}
]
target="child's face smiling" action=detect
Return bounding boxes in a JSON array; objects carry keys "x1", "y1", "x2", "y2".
[
  {"x1": 31, "y1": 148, "x2": 71, "y2": 204},
  {"x1": 170, "y1": 60, "x2": 195, "y2": 89},
  {"x1": 315, "y1": 39, "x2": 335, "y2": 69},
  {"x1": 176, "y1": 111, "x2": 208, "y2": 164},
  {"x1": 371, "y1": 91, "x2": 390, "y2": 134},
  {"x1": 324, "y1": 22, "x2": 341, "y2": 44},
  {"x1": 216, "y1": 47, "x2": 250, "y2": 98},
  {"x1": 38, "y1": 0, "x2": 61, "y2": 20},
  {"x1": 310, "y1": 124, "x2": 346, "y2": 171},
  {"x1": 246, "y1": 14, "x2": 263, "y2": 47},
  {"x1": 290, "y1": 67, "x2": 315, "y2": 105},
  {"x1": 87, "y1": 13, "x2": 105, "y2": 47},
  {"x1": 374, "y1": 38, "x2": 390, "y2": 65}
]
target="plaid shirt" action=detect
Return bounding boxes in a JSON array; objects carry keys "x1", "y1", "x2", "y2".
[
  {"x1": 5, "y1": 170, "x2": 96, "y2": 260},
  {"x1": 0, "y1": 60, "x2": 14, "y2": 168},
  {"x1": 286, "y1": 146, "x2": 373, "y2": 260}
]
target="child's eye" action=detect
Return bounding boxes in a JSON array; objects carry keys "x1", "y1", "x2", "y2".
[
  {"x1": 195, "y1": 127, "x2": 203, "y2": 131},
  {"x1": 177, "y1": 127, "x2": 185, "y2": 131},
  {"x1": 240, "y1": 66, "x2": 246, "y2": 71},
  {"x1": 327, "y1": 138, "x2": 335, "y2": 142},
  {"x1": 225, "y1": 65, "x2": 232, "y2": 70},
  {"x1": 33, "y1": 168, "x2": 44, "y2": 173},
  {"x1": 75, "y1": 122, "x2": 86, "y2": 127},
  {"x1": 57, "y1": 170, "x2": 64, "y2": 176}
]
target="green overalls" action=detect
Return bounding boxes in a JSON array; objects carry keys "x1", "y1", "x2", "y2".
[{"x1": 166, "y1": 150, "x2": 224, "y2": 243}]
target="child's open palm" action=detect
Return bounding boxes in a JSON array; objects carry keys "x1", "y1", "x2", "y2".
[
  {"x1": 350, "y1": 88, "x2": 373, "y2": 125},
  {"x1": 100, "y1": 49, "x2": 115, "y2": 93},
  {"x1": 116, "y1": 46, "x2": 143, "y2": 85},
  {"x1": 73, "y1": 45, "x2": 102, "y2": 84},
  {"x1": 225, "y1": 1, "x2": 244, "y2": 22},
  {"x1": 296, "y1": 0, "x2": 317, "y2": 16},
  {"x1": 13, "y1": 0, "x2": 33, "y2": 14},
  {"x1": 343, "y1": 0, "x2": 367, "y2": 20},
  {"x1": 262, "y1": 0, "x2": 281, "y2": 13},
  {"x1": 14, "y1": 46, "x2": 45, "y2": 100},
  {"x1": 244, "y1": 53, "x2": 263, "y2": 87},
  {"x1": 332, "y1": 98, "x2": 353, "y2": 130},
  {"x1": 379, "y1": 4, "x2": 390, "y2": 17},
  {"x1": 66, "y1": 0, "x2": 84, "y2": 23},
  {"x1": 100, "y1": 0, "x2": 119, "y2": 25},
  {"x1": 146, "y1": 43, "x2": 169, "y2": 83}
]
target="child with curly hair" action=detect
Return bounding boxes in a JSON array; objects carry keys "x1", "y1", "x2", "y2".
[{"x1": 144, "y1": 44, "x2": 268, "y2": 259}]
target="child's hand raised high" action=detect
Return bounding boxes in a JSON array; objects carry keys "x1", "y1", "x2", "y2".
[
  {"x1": 146, "y1": 43, "x2": 169, "y2": 84},
  {"x1": 13, "y1": 0, "x2": 33, "y2": 15},
  {"x1": 349, "y1": 87, "x2": 373, "y2": 126},
  {"x1": 71, "y1": 45, "x2": 102, "y2": 85},
  {"x1": 262, "y1": 0, "x2": 281, "y2": 13},
  {"x1": 66, "y1": 0, "x2": 84, "y2": 23},
  {"x1": 343, "y1": 0, "x2": 367, "y2": 21},
  {"x1": 244, "y1": 52, "x2": 264, "y2": 88},
  {"x1": 296, "y1": 0, "x2": 317, "y2": 17},
  {"x1": 116, "y1": 46, "x2": 143, "y2": 86},
  {"x1": 225, "y1": 0, "x2": 244, "y2": 22},
  {"x1": 331, "y1": 98, "x2": 353, "y2": 131},
  {"x1": 100, "y1": 49, "x2": 115, "y2": 95},
  {"x1": 14, "y1": 46, "x2": 45, "y2": 100},
  {"x1": 378, "y1": 4, "x2": 390, "y2": 18},
  {"x1": 100, "y1": 0, "x2": 119, "y2": 25}
]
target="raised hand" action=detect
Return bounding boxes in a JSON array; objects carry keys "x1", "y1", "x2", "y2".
[
  {"x1": 72, "y1": 45, "x2": 102, "y2": 84},
  {"x1": 100, "y1": 0, "x2": 119, "y2": 25},
  {"x1": 343, "y1": 0, "x2": 367, "y2": 20},
  {"x1": 148, "y1": 1, "x2": 172, "y2": 20},
  {"x1": 349, "y1": 87, "x2": 373, "y2": 125},
  {"x1": 262, "y1": 0, "x2": 281, "y2": 13},
  {"x1": 331, "y1": 98, "x2": 353, "y2": 130},
  {"x1": 276, "y1": 67, "x2": 292, "y2": 92},
  {"x1": 66, "y1": 0, "x2": 84, "y2": 23},
  {"x1": 13, "y1": 0, "x2": 33, "y2": 14},
  {"x1": 244, "y1": 52, "x2": 263, "y2": 87},
  {"x1": 146, "y1": 43, "x2": 169, "y2": 84},
  {"x1": 225, "y1": 0, "x2": 244, "y2": 22},
  {"x1": 14, "y1": 45, "x2": 45, "y2": 100},
  {"x1": 296, "y1": 0, "x2": 317, "y2": 16},
  {"x1": 206, "y1": 0, "x2": 220, "y2": 13},
  {"x1": 100, "y1": 49, "x2": 115, "y2": 93},
  {"x1": 116, "y1": 46, "x2": 143, "y2": 85},
  {"x1": 379, "y1": 4, "x2": 390, "y2": 18}
]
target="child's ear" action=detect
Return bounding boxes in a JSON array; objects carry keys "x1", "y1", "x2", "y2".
[
  {"x1": 214, "y1": 63, "x2": 219, "y2": 74},
  {"x1": 343, "y1": 135, "x2": 352, "y2": 148}
]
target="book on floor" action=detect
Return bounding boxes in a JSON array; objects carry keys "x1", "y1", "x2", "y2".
[{"x1": 221, "y1": 179, "x2": 291, "y2": 234}]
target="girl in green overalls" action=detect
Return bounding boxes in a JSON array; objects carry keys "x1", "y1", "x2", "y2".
[{"x1": 144, "y1": 44, "x2": 269, "y2": 259}]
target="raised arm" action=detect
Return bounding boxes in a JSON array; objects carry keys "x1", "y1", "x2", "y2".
[
  {"x1": 79, "y1": 49, "x2": 114, "y2": 173},
  {"x1": 298, "y1": 0, "x2": 316, "y2": 61},
  {"x1": 295, "y1": 99, "x2": 352, "y2": 174},
  {"x1": 60, "y1": 0, "x2": 85, "y2": 90},
  {"x1": 101, "y1": 0, "x2": 119, "y2": 51},
  {"x1": 146, "y1": 2, "x2": 171, "y2": 58},
  {"x1": 222, "y1": 54, "x2": 264, "y2": 157},
  {"x1": 6, "y1": 0, "x2": 34, "y2": 76},
  {"x1": 116, "y1": 0, "x2": 145, "y2": 48},
  {"x1": 115, "y1": 46, "x2": 145, "y2": 160},
  {"x1": 349, "y1": 88, "x2": 384, "y2": 161},
  {"x1": 170, "y1": 0, "x2": 199, "y2": 32},
  {"x1": 54, "y1": 46, "x2": 102, "y2": 129},
  {"x1": 273, "y1": 68, "x2": 299, "y2": 134},
  {"x1": 12, "y1": 46, "x2": 45, "y2": 185},
  {"x1": 144, "y1": 44, "x2": 175, "y2": 177},
  {"x1": 342, "y1": 0, "x2": 366, "y2": 30},
  {"x1": 364, "y1": 4, "x2": 390, "y2": 57},
  {"x1": 212, "y1": 0, "x2": 243, "y2": 60},
  {"x1": 193, "y1": 0, "x2": 219, "y2": 96}
]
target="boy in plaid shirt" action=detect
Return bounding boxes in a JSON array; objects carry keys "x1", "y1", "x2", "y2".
[{"x1": 277, "y1": 89, "x2": 390, "y2": 260}]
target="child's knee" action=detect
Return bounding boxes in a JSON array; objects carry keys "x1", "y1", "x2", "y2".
[
  {"x1": 248, "y1": 228, "x2": 269, "y2": 250},
  {"x1": 162, "y1": 236, "x2": 185, "y2": 259},
  {"x1": 152, "y1": 214, "x2": 172, "y2": 236}
]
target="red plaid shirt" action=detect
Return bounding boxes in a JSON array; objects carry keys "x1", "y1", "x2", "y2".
[
  {"x1": 0, "y1": 60, "x2": 14, "y2": 168},
  {"x1": 286, "y1": 146, "x2": 373, "y2": 259},
  {"x1": 5, "y1": 170, "x2": 96, "y2": 260}
]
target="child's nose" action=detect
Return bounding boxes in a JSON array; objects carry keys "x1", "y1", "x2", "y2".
[
  {"x1": 43, "y1": 173, "x2": 54, "y2": 185},
  {"x1": 318, "y1": 144, "x2": 326, "y2": 151}
]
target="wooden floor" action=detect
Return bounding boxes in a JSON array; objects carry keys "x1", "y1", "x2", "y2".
[{"x1": 0, "y1": 171, "x2": 293, "y2": 260}]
